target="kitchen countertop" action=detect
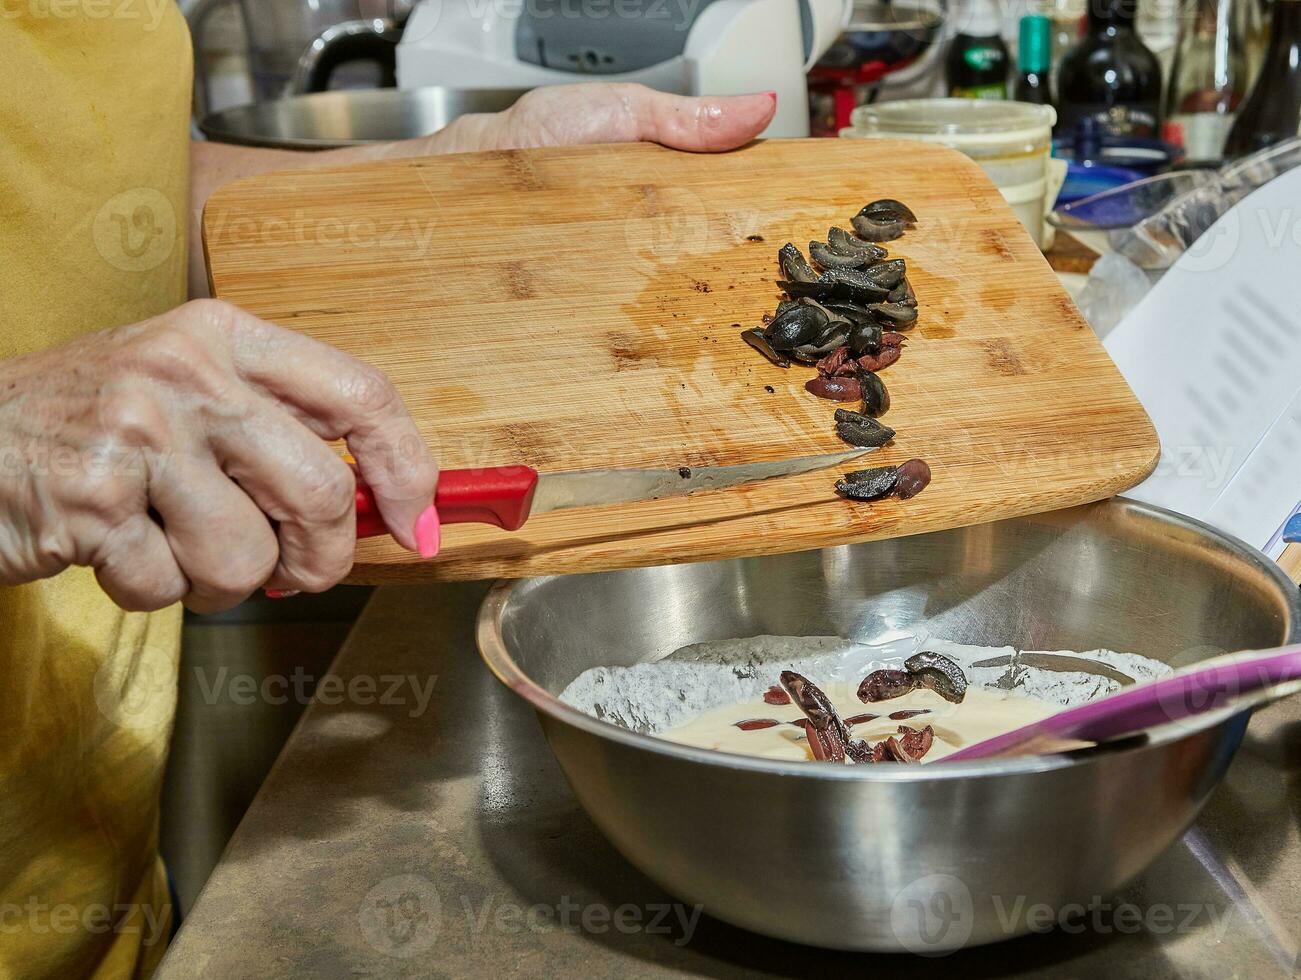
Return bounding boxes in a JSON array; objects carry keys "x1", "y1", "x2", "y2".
[{"x1": 159, "y1": 582, "x2": 1301, "y2": 978}]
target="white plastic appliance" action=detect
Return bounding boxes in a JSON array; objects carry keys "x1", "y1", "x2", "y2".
[{"x1": 396, "y1": 0, "x2": 851, "y2": 137}]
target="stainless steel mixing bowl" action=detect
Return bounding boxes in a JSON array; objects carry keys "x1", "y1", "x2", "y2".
[{"x1": 477, "y1": 499, "x2": 1301, "y2": 952}]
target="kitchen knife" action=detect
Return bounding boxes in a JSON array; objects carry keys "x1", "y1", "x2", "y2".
[{"x1": 353, "y1": 448, "x2": 873, "y2": 539}]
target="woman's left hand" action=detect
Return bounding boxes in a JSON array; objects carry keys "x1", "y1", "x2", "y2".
[
  {"x1": 417, "y1": 83, "x2": 778, "y2": 155},
  {"x1": 191, "y1": 83, "x2": 777, "y2": 293}
]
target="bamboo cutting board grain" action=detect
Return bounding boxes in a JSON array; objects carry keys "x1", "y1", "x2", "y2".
[{"x1": 203, "y1": 139, "x2": 1158, "y2": 582}]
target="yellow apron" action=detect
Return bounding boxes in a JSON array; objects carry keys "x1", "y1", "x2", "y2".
[{"x1": 0, "y1": 5, "x2": 192, "y2": 977}]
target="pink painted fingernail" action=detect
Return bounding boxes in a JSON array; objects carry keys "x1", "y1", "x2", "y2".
[
  {"x1": 265, "y1": 589, "x2": 301, "y2": 600},
  {"x1": 415, "y1": 505, "x2": 441, "y2": 559},
  {"x1": 763, "y1": 90, "x2": 777, "y2": 105}
]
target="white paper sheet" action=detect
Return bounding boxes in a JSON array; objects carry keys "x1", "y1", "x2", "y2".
[{"x1": 1103, "y1": 167, "x2": 1301, "y2": 557}]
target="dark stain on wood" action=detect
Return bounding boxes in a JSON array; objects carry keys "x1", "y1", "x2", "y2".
[
  {"x1": 504, "y1": 266, "x2": 535, "y2": 300},
  {"x1": 1055, "y1": 293, "x2": 1086, "y2": 326},
  {"x1": 502, "y1": 419, "x2": 560, "y2": 461},
  {"x1": 499, "y1": 150, "x2": 545, "y2": 191},
  {"x1": 638, "y1": 184, "x2": 661, "y2": 213},
  {"x1": 608, "y1": 332, "x2": 658, "y2": 370},
  {"x1": 981, "y1": 229, "x2": 1016, "y2": 262},
  {"x1": 983, "y1": 337, "x2": 1027, "y2": 376}
]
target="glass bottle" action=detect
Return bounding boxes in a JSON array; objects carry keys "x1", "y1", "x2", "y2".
[
  {"x1": 1163, "y1": 0, "x2": 1249, "y2": 163},
  {"x1": 1238, "y1": 0, "x2": 1269, "y2": 86},
  {"x1": 1048, "y1": 0, "x2": 1089, "y2": 92},
  {"x1": 1223, "y1": 0, "x2": 1301, "y2": 155},
  {"x1": 947, "y1": 0, "x2": 1012, "y2": 99},
  {"x1": 1056, "y1": 0, "x2": 1165, "y2": 136},
  {"x1": 1016, "y1": 13, "x2": 1056, "y2": 103}
]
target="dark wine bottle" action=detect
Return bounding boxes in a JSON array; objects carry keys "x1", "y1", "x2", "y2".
[
  {"x1": 946, "y1": 0, "x2": 1011, "y2": 99},
  {"x1": 1223, "y1": 0, "x2": 1301, "y2": 156},
  {"x1": 1015, "y1": 13, "x2": 1054, "y2": 104},
  {"x1": 1056, "y1": 0, "x2": 1164, "y2": 136}
]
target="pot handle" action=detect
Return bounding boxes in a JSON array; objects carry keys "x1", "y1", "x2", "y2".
[{"x1": 291, "y1": 19, "x2": 401, "y2": 94}]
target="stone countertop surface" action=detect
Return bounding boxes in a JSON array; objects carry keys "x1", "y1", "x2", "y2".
[{"x1": 159, "y1": 582, "x2": 1301, "y2": 978}]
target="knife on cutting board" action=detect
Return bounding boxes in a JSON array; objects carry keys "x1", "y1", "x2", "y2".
[{"x1": 353, "y1": 448, "x2": 873, "y2": 540}]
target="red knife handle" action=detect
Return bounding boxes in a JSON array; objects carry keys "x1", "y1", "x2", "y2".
[{"x1": 354, "y1": 466, "x2": 539, "y2": 537}]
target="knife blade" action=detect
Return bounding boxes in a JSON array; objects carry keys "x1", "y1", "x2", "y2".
[
  {"x1": 353, "y1": 448, "x2": 873, "y2": 539},
  {"x1": 528, "y1": 449, "x2": 873, "y2": 516}
]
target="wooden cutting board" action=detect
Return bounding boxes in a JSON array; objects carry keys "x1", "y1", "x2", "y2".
[{"x1": 202, "y1": 138, "x2": 1158, "y2": 582}]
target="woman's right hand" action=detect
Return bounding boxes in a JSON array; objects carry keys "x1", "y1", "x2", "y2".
[{"x1": 0, "y1": 299, "x2": 439, "y2": 613}]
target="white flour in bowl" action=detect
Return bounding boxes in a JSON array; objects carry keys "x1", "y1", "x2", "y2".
[{"x1": 559, "y1": 632, "x2": 1172, "y2": 736}]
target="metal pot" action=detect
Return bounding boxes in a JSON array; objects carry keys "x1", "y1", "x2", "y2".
[
  {"x1": 198, "y1": 87, "x2": 526, "y2": 150},
  {"x1": 477, "y1": 499, "x2": 1301, "y2": 952},
  {"x1": 187, "y1": 0, "x2": 411, "y2": 117}
]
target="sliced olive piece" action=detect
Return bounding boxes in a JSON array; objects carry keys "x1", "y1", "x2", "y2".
[
  {"x1": 741, "y1": 328, "x2": 790, "y2": 368},
  {"x1": 856, "y1": 366, "x2": 890, "y2": 417},
  {"x1": 798, "y1": 297, "x2": 853, "y2": 327},
  {"x1": 868, "y1": 301, "x2": 919, "y2": 326},
  {"x1": 834, "y1": 409, "x2": 896, "y2": 448},
  {"x1": 820, "y1": 267, "x2": 891, "y2": 303},
  {"x1": 861, "y1": 259, "x2": 907, "y2": 290},
  {"x1": 764, "y1": 304, "x2": 826, "y2": 351},
  {"x1": 848, "y1": 320, "x2": 883, "y2": 356},
  {"x1": 858, "y1": 198, "x2": 918, "y2": 224},
  {"x1": 778, "y1": 242, "x2": 817, "y2": 283},
  {"x1": 810, "y1": 239, "x2": 869, "y2": 270},
  {"x1": 780, "y1": 670, "x2": 853, "y2": 762},
  {"x1": 822, "y1": 300, "x2": 878, "y2": 326},
  {"x1": 887, "y1": 277, "x2": 917, "y2": 307},
  {"x1": 790, "y1": 322, "x2": 851, "y2": 362},
  {"x1": 905, "y1": 652, "x2": 967, "y2": 704},
  {"x1": 777, "y1": 278, "x2": 833, "y2": 300},
  {"x1": 858, "y1": 668, "x2": 918, "y2": 701},
  {"x1": 835, "y1": 464, "x2": 899, "y2": 501},
  {"x1": 851, "y1": 214, "x2": 905, "y2": 243},
  {"x1": 894, "y1": 459, "x2": 932, "y2": 499},
  {"x1": 828, "y1": 226, "x2": 889, "y2": 260}
]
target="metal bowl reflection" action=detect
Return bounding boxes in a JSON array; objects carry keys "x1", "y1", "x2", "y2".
[
  {"x1": 477, "y1": 499, "x2": 1299, "y2": 951},
  {"x1": 199, "y1": 87, "x2": 526, "y2": 150}
]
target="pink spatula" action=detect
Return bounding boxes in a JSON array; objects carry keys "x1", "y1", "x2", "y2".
[{"x1": 945, "y1": 645, "x2": 1301, "y2": 761}]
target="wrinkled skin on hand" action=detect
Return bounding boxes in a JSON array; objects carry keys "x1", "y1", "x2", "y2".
[
  {"x1": 423, "y1": 84, "x2": 778, "y2": 154},
  {"x1": 0, "y1": 300, "x2": 438, "y2": 613}
]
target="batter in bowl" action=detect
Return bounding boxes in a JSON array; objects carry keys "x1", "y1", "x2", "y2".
[
  {"x1": 559, "y1": 633, "x2": 1172, "y2": 762},
  {"x1": 660, "y1": 682, "x2": 1057, "y2": 763}
]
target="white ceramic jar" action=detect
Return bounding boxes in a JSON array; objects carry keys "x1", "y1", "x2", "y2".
[{"x1": 842, "y1": 98, "x2": 1066, "y2": 249}]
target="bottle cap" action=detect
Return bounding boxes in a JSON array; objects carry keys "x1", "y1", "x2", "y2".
[
  {"x1": 1091, "y1": 0, "x2": 1139, "y2": 24},
  {"x1": 1018, "y1": 14, "x2": 1052, "y2": 73},
  {"x1": 961, "y1": 0, "x2": 1004, "y2": 36}
]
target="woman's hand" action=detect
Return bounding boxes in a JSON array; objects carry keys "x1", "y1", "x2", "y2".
[
  {"x1": 418, "y1": 83, "x2": 778, "y2": 155},
  {"x1": 190, "y1": 84, "x2": 777, "y2": 296},
  {"x1": 0, "y1": 300, "x2": 438, "y2": 613}
]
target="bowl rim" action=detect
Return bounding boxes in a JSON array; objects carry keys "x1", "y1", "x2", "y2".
[{"x1": 476, "y1": 499, "x2": 1301, "y2": 782}]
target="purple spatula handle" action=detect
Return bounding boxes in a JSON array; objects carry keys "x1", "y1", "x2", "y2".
[{"x1": 945, "y1": 645, "x2": 1301, "y2": 762}]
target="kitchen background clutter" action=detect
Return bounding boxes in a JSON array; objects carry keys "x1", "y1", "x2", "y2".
[
  {"x1": 183, "y1": 0, "x2": 1301, "y2": 251},
  {"x1": 185, "y1": 0, "x2": 1301, "y2": 164}
]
